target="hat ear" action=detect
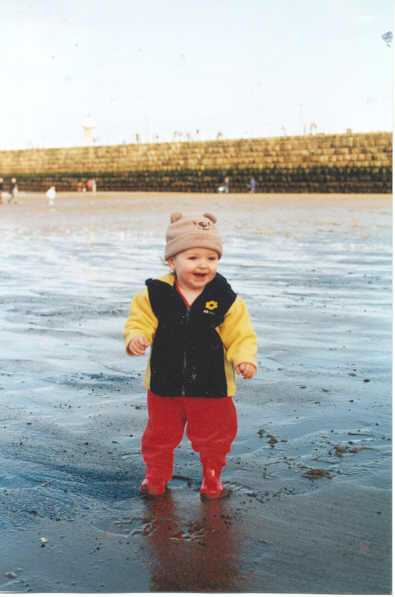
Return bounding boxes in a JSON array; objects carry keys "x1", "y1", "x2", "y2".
[
  {"x1": 170, "y1": 212, "x2": 183, "y2": 223},
  {"x1": 203, "y1": 212, "x2": 217, "y2": 224}
]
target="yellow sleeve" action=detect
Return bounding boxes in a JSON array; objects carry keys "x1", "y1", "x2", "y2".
[
  {"x1": 124, "y1": 288, "x2": 158, "y2": 355},
  {"x1": 218, "y1": 296, "x2": 257, "y2": 368}
]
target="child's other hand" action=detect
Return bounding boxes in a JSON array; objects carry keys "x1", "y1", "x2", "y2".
[
  {"x1": 128, "y1": 336, "x2": 150, "y2": 356},
  {"x1": 235, "y1": 362, "x2": 256, "y2": 379}
]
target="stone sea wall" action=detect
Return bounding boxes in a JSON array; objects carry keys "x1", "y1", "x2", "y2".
[{"x1": 0, "y1": 131, "x2": 391, "y2": 193}]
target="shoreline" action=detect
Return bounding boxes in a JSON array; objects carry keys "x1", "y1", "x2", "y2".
[{"x1": 5, "y1": 189, "x2": 392, "y2": 198}]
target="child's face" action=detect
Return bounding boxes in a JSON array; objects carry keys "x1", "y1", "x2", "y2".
[{"x1": 168, "y1": 248, "x2": 219, "y2": 291}]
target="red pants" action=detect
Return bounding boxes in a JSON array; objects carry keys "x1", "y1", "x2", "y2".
[{"x1": 141, "y1": 391, "x2": 238, "y2": 482}]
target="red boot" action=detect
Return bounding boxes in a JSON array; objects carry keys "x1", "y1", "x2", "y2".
[
  {"x1": 200, "y1": 464, "x2": 228, "y2": 499},
  {"x1": 140, "y1": 478, "x2": 167, "y2": 497}
]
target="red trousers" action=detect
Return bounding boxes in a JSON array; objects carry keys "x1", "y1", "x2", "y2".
[{"x1": 141, "y1": 390, "x2": 238, "y2": 482}]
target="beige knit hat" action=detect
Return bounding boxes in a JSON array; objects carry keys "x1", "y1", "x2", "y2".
[{"x1": 165, "y1": 212, "x2": 223, "y2": 259}]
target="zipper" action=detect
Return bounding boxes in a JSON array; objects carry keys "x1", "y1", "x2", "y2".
[{"x1": 181, "y1": 306, "x2": 190, "y2": 396}]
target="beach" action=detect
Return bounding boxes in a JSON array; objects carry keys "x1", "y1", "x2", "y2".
[{"x1": 0, "y1": 191, "x2": 391, "y2": 593}]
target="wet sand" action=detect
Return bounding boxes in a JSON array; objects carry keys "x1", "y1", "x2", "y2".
[{"x1": 0, "y1": 192, "x2": 391, "y2": 593}]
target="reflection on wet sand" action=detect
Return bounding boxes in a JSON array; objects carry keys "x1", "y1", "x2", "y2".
[{"x1": 142, "y1": 491, "x2": 246, "y2": 592}]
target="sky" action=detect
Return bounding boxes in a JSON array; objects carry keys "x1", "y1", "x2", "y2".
[{"x1": 1, "y1": 0, "x2": 393, "y2": 149}]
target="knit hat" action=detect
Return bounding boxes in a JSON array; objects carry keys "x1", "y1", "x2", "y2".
[{"x1": 165, "y1": 212, "x2": 223, "y2": 259}]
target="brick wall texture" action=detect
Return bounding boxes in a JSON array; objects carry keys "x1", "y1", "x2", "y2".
[{"x1": 0, "y1": 131, "x2": 391, "y2": 193}]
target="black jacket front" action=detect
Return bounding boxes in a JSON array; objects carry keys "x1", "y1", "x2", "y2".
[{"x1": 146, "y1": 273, "x2": 237, "y2": 397}]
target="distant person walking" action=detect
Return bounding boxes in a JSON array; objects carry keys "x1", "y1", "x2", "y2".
[
  {"x1": 0, "y1": 178, "x2": 11, "y2": 204},
  {"x1": 10, "y1": 178, "x2": 18, "y2": 204},
  {"x1": 86, "y1": 178, "x2": 97, "y2": 193},
  {"x1": 248, "y1": 176, "x2": 257, "y2": 193},
  {"x1": 217, "y1": 175, "x2": 230, "y2": 193},
  {"x1": 46, "y1": 185, "x2": 56, "y2": 206}
]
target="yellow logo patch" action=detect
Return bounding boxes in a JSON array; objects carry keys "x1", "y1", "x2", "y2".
[{"x1": 205, "y1": 300, "x2": 218, "y2": 311}]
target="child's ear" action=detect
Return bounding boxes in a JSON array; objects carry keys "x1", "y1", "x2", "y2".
[{"x1": 167, "y1": 257, "x2": 176, "y2": 272}]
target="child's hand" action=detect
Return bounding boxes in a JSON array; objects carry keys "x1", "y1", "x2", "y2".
[
  {"x1": 235, "y1": 362, "x2": 256, "y2": 379},
  {"x1": 128, "y1": 336, "x2": 150, "y2": 356}
]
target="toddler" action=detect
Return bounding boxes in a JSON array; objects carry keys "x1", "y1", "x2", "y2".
[{"x1": 124, "y1": 212, "x2": 257, "y2": 499}]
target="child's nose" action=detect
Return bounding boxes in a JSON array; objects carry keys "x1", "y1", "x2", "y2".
[{"x1": 197, "y1": 260, "x2": 209, "y2": 268}]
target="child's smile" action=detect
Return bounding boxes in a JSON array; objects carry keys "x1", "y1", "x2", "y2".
[{"x1": 193, "y1": 271, "x2": 209, "y2": 281}]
